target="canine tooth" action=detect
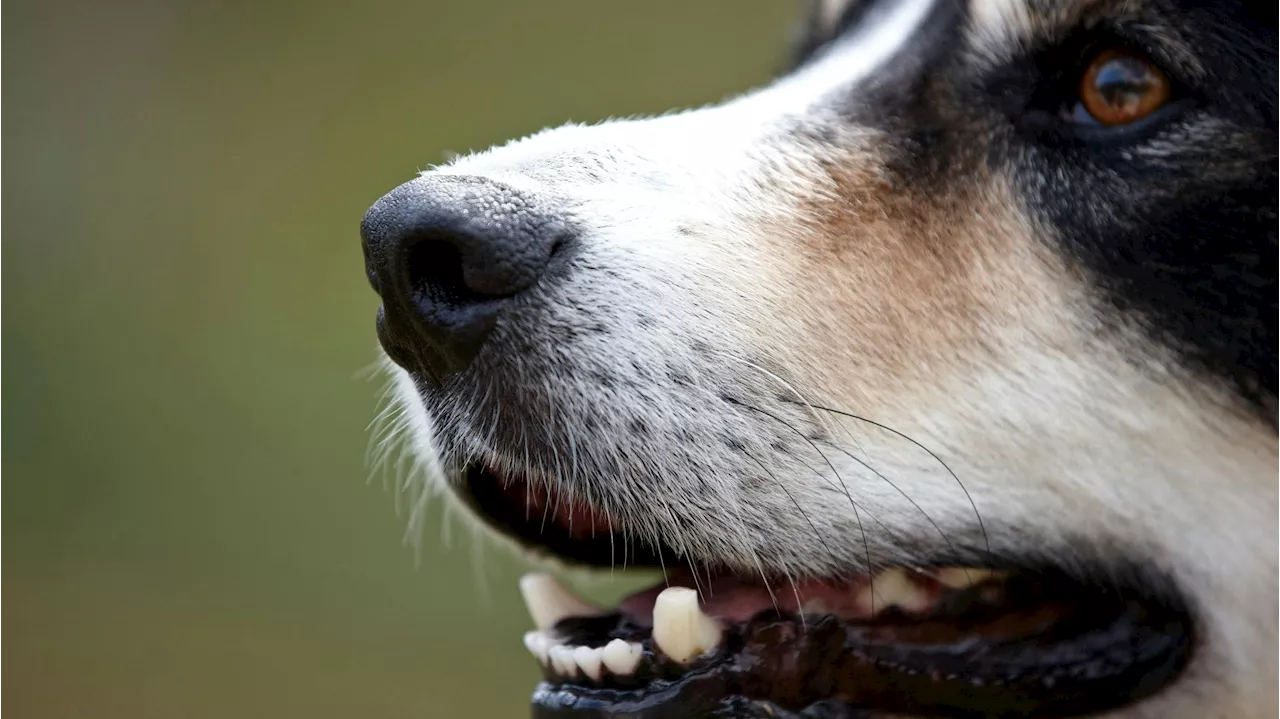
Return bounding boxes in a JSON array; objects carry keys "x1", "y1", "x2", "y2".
[
  {"x1": 936, "y1": 565, "x2": 1003, "y2": 588},
  {"x1": 572, "y1": 645, "x2": 605, "y2": 682},
  {"x1": 601, "y1": 638, "x2": 643, "y2": 675},
  {"x1": 868, "y1": 568, "x2": 932, "y2": 613},
  {"x1": 651, "y1": 587, "x2": 723, "y2": 664},
  {"x1": 519, "y1": 573, "x2": 604, "y2": 630},
  {"x1": 523, "y1": 631, "x2": 551, "y2": 665},
  {"x1": 880, "y1": 568, "x2": 931, "y2": 606},
  {"x1": 935, "y1": 567, "x2": 1001, "y2": 589},
  {"x1": 801, "y1": 597, "x2": 831, "y2": 616},
  {"x1": 548, "y1": 644, "x2": 578, "y2": 677}
]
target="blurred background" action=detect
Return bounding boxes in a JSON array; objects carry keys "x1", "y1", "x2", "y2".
[{"x1": 3, "y1": 1, "x2": 796, "y2": 716}]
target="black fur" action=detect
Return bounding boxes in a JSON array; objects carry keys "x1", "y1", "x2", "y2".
[
  {"x1": 792, "y1": 0, "x2": 1278, "y2": 419},
  {"x1": 1018, "y1": 2, "x2": 1278, "y2": 417}
]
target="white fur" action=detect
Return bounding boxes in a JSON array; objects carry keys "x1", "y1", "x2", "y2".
[{"x1": 967, "y1": 0, "x2": 1039, "y2": 64}]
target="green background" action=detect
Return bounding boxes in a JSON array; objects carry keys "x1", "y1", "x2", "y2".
[{"x1": 3, "y1": 1, "x2": 794, "y2": 717}]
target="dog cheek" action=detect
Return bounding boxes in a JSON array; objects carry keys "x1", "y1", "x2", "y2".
[{"x1": 737, "y1": 152, "x2": 1065, "y2": 414}]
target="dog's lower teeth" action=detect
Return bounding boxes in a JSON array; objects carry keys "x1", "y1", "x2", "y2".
[
  {"x1": 572, "y1": 645, "x2": 605, "y2": 681},
  {"x1": 523, "y1": 628, "x2": 642, "y2": 681},
  {"x1": 548, "y1": 644, "x2": 578, "y2": 677},
  {"x1": 519, "y1": 572, "x2": 604, "y2": 630},
  {"x1": 600, "y1": 638, "x2": 644, "y2": 676},
  {"x1": 519, "y1": 568, "x2": 1013, "y2": 685},
  {"x1": 523, "y1": 630, "x2": 552, "y2": 666},
  {"x1": 652, "y1": 586, "x2": 724, "y2": 664}
]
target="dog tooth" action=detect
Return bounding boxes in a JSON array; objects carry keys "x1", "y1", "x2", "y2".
[
  {"x1": 860, "y1": 565, "x2": 931, "y2": 608},
  {"x1": 935, "y1": 567, "x2": 999, "y2": 589},
  {"x1": 523, "y1": 630, "x2": 551, "y2": 665},
  {"x1": 869, "y1": 568, "x2": 932, "y2": 613},
  {"x1": 548, "y1": 644, "x2": 578, "y2": 677},
  {"x1": 601, "y1": 638, "x2": 643, "y2": 676},
  {"x1": 652, "y1": 586, "x2": 723, "y2": 664},
  {"x1": 572, "y1": 645, "x2": 605, "y2": 682},
  {"x1": 801, "y1": 597, "x2": 831, "y2": 616},
  {"x1": 519, "y1": 573, "x2": 605, "y2": 630}
]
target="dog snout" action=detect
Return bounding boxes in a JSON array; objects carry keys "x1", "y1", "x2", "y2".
[{"x1": 360, "y1": 175, "x2": 570, "y2": 382}]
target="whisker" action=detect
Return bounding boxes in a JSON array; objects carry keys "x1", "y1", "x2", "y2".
[
  {"x1": 483, "y1": 377, "x2": 501, "y2": 450},
  {"x1": 747, "y1": 549, "x2": 780, "y2": 617},
  {"x1": 685, "y1": 553, "x2": 706, "y2": 599},
  {"x1": 567, "y1": 422, "x2": 591, "y2": 539},
  {"x1": 607, "y1": 448, "x2": 630, "y2": 574},
  {"x1": 738, "y1": 447, "x2": 841, "y2": 571},
  {"x1": 606, "y1": 499, "x2": 618, "y2": 579},
  {"x1": 783, "y1": 567, "x2": 807, "y2": 633},
  {"x1": 769, "y1": 440, "x2": 898, "y2": 538},
  {"x1": 656, "y1": 534, "x2": 670, "y2": 588},
  {"x1": 737, "y1": 446, "x2": 841, "y2": 634},
  {"x1": 805, "y1": 402, "x2": 990, "y2": 556},
  {"x1": 716, "y1": 351, "x2": 868, "y2": 457},
  {"x1": 816, "y1": 437, "x2": 963, "y2": 568},
  {"x1": 352, "y1": 357, "x2": 391, "y2": 382},
  {"x1": 543, "y1": 379, "x2": 567, "y2": 535},
  {"x1": 364, "y1": 382, "x2": 410, "y2": 493},
  {"x1": 659, "y1": 500, "x2": 702, "y2": 598},
  {"x1": 726, "y1": 397, "x2": 876, "y2": 610}
]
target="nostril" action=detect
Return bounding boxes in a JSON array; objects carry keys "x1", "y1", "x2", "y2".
[
  {"x1": 361, "y1": 175, "x2": 575, "y2": 379},
  {"x1": 548, "y1": 233, "x2": 569, "y2": 262},
  {"x1": 404, "y1": 234, "x2": 488, "y2": 311}
]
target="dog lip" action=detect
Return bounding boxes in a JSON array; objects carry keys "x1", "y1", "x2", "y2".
[
  {"x1": 457, "y1": 464, "x2": 673, "y2": 567},
  {"x1": 458, "y1": 465, "x2": 1194, "y2": 718},
  {"x1": 528, "y1": 572, "x2": 1195, "y2": 719},
  {"x1": 375, "y1": 306, "x2": 449, "y2": 388}
]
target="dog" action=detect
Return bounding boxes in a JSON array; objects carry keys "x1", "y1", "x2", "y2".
[{"x1": 359, "y1": 1, "x2": 1277, "y2": 716}]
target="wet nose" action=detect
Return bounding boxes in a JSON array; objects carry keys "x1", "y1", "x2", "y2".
[{"x1": 360, "y1": 175, "x2": 569, "y2": 382}]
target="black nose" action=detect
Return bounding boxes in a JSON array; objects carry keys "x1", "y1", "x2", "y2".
[{"x1": 360, "y1": 175, "x2": 569, "y2": 382}]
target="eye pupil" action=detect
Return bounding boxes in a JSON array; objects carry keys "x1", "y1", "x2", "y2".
[
  {"x1": 1095, "y1": 57, "x2": 1158, "y2": 109},
  {"x1": 1078, "y1": 49, "x2": 1171, "y2": 126}
]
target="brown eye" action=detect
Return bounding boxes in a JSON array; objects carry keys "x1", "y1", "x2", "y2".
[{"x1": 1077, "y1": 49, "x2": 1171, "y2": 125}]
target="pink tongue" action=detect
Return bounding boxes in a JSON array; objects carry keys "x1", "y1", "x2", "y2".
[{"x1": 620, "y1": 572, "x2": 876, "y2": 624}]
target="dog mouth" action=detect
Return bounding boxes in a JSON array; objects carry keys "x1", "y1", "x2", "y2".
[{"x1": 461, "y1": 464, "x2": 1193, "y2": 718}]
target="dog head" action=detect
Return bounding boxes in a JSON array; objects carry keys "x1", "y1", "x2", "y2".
[{"x1": 360, "y1": 1, "x2": 1277, "y2": 716}]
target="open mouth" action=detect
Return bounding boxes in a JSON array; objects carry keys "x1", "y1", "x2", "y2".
[{"x1": 462, "y1": 465, "x2": 1194, "y2": 718}]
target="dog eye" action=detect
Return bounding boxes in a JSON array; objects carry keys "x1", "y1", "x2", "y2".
[{"x1": 1071, "y1": 48, "x2": 1170, "y2": 126}]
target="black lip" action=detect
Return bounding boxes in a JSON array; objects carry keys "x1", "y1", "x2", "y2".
[
  {"x1": 530, "y1": 577, "x2": 1193, "y2": 719},
  {"x1": 459, "y1": 464, "x2": 672, "y2": 568},
  {"x1": 460, "y1": 465, "x2": 1193, "y2": 717}
]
